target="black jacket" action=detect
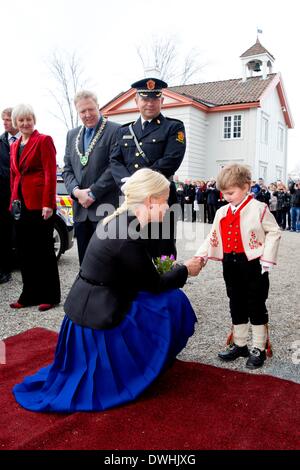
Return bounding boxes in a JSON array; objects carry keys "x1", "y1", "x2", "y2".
[
  {"x1": 184, "y1": 184, "x2": 196, "y2": 203},
  {"x1": 0, "y1": 132, "x2": 11, "y2": 210},
  {"x1": 62, "y1": 119, "x2": 121, "y2": 222},
  {"x1": 256, "y1": 189, "x2": 271, "y2": 205},
  {"x1": 110, "y1": 114, "x2": 186, "y2": 188},
  {"x1": 273, "y1": 190, "x2": 288, "y2": 210},
  {"x1": 206, "y1": 187, "x2": 220, "y2": 205},
  {"x1": 64, "y1": 212, "x2": 188, "y2": 330},
  {"x1": 289, "y1": 183, "x2": 300, "y2": 207}
]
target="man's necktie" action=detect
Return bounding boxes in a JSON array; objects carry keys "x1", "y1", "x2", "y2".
[
  {"x1": 9, "y1": 136, "x2": 17, "y2": 145},
  {"x1": 84, "y1": 127, "x2": 94, "y2": 151},
  {"x1": 143, "y1": 121, "x2": 150, "y2": 131}
]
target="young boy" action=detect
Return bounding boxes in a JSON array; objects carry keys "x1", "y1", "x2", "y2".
[{"x1": 196, "y1": 164, "x2": 281, "y2": 369}]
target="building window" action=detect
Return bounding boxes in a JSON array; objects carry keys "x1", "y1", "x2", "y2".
[
  {"x1": 223, "y1": 115, "x2": 242, "y2": 139},
  {"x1": 259, "y1": 163, "x2": 267, "y2": 181},
  {"x1": 261, "y1": 116, "x2": 269, "y2": 144},
  {"x1": 233, "y1": 115, "x2": 241, "y2": 138},
  {"x1": 224, "y1": 116, "x2": 232, "y2": 139},
  {"x1": 277, "y1": 125, "x2": 284, "y2": 151},
  {"x1": 276, "y1": 166, "x2": 283, "y2": 181}
]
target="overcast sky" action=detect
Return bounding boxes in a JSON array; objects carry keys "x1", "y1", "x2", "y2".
[{"x1": 1, "y1": 0, "x2": 299, "y2": 172}]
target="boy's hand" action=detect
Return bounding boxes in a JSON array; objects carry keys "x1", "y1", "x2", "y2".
[{"x1": 195, "y1": 256, "x2": 208, "y2": 268}]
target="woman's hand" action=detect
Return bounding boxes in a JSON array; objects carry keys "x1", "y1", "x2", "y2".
[
  {"x1": 42, "y1": 207, "x2": 53, "y2": 220},
  {"x1": 184, "y1": 257, "x2": 203, "y2": 276}
]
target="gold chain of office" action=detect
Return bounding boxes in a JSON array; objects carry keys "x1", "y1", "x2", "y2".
[{"x1": 75, "y1": 117, "x2": 108, "y2": 166}]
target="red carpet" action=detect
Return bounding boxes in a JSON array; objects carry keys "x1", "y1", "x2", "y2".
[{"x1": 0, "y1": 328, "x2": 299, "y2": 450}]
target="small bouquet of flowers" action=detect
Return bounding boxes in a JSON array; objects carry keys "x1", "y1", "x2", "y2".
[{"x1": 154, "y1": 254, "x2": 175, "y2": 274}]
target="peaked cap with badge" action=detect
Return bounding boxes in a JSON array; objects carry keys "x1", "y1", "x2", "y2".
[{"x1": 131, "y1": 77, "x2": 168, "y2": 98}]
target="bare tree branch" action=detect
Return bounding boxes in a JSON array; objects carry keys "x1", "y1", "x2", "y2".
[
  {"x1": 136, "y1": 35, "x2": 205, "y2": 85},
  {"x1": 46, "y1": 50, "x2": 90, "y2": 130}
]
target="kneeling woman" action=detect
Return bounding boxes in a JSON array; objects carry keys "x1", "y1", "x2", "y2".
[{"x1": 13, "y1": 169, "x2": 201, "y2": 412}]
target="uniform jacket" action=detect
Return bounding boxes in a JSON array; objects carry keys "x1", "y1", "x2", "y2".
[
  {"x1": 196, "y1": 197, "x2": 281, "y2": 264},
  {"x1": 10, "y1": 130, "x2": 57, "y2": 210},
  {"x1": 64, "y1": 212, "x2": 188, "y2": 330},
  {"x1": 110, "y1": 113, "x2": 186, "y2": 188},
  {"x1": 0, "y1": 132, "x2": 11, "y2": 210},
  {"x1": 62, "y1": 118, "x2": 121, "y2": 222}
]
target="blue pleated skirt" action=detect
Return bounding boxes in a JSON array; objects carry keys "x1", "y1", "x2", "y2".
[{"x1": 13, "y1": 289, "x2": 197, "y2": 412}]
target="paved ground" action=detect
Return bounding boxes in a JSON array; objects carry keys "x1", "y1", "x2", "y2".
[{"x1": 1, "y1": 222, "x2": 299, "y2": 383}]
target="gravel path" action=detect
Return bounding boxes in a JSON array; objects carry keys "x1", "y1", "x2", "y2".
[{"x1": 1, "y1": 222, "x2": 299, "y2": 384}]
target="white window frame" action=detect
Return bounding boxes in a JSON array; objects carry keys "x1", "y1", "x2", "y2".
[
  {"x1": 276, "y1": 166, "x2": 283, "y2": 181},
  {"x1": 222, "y1": 114, "x2": 242, "y2": 140},
  {"x1": 277, "y1": 124, "x2": 284, "y2": 152},
  {"x1": 259, "y1": 162, "x2": 267, "y2": 181},
  {"x1": 261, "y1": 114, "x2": 269, "y2": 144}
]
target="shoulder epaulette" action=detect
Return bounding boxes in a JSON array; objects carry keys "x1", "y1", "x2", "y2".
[
  {"x1": 121, "y1": 121, "x2": 135, "y2": 128},
  {"x1": 165, "y1": 117, "x2": 184, "y2": 124}
]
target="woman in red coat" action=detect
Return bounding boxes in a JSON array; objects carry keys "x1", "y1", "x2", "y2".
[{"x1": 10, "y1": 104, "x2": 60, "y2": 311}]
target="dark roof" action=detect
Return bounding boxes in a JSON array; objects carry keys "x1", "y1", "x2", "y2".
[
  {"x1": 168, "y1": 74, "x2": 276, "y2": 106},
  {"x1": 240, "y1": 38, "x2": 275, "y2": 60}
]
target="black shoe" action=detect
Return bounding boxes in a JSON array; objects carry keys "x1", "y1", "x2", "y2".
[
  {"x1": 218, "y1": 344, "x2": 249, "y2": 361},
  {"x1": 246, "y1": 347, "x2": 266, "y2": 369},
  {"x1": 0, "y1": 272, "x2": 12, "y2": 284}
]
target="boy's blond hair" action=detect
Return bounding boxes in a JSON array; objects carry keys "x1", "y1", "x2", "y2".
[{"x1": 216, "y1": 163, "x2": 252, "y2": 191}]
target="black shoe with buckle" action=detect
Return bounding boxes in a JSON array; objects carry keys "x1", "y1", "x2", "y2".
[
  {"x1": 246, "y1": 347, "x2": 266, "y2": 369},
  {"x1": 0, "y1": 272, "x2": 12, "y2": 284},
  {"x1": 218, "y1": 344, "x2": 249, "y2": 361}
]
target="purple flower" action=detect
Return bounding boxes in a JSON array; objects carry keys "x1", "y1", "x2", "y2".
[
  {"x1": 160, "y1": 255, "x2": 167, "y2": 261},
  {"x1": 170, "y1": 254, "x2": 175, "y2": 261}
]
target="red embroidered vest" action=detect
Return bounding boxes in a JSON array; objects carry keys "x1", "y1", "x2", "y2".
[{"x1": 220, "y1": 195, "x2": 252, "y2": 254}]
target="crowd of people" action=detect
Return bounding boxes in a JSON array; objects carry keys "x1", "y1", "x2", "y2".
[{"x1": 175, "y1": 176, "x2": 300, "y2": 232}]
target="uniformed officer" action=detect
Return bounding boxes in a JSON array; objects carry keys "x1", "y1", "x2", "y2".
[{"x1": 110, "y1": 77, "x2": 186, "y2": 258}]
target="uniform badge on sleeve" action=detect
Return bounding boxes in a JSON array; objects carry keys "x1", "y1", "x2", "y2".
[{"x1": 176, "y1": 131, "x2": 185, "y2": 143}]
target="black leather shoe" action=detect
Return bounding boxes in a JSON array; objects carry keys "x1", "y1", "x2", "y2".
[
  {"x1": 246, "y1": 348, "x2": 266, "y2": 369},
  {"x1": 0, "y1": 272, "x2": 12, "y2": 284},
  {"x1": 218, "y1": 344, "x2": 249, "y2": 361}
]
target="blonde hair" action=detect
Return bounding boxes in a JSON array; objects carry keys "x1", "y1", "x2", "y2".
[
  {"x1": 216, "y1": 163, "x2": 252, "y2": 191},
  {"x1": 11, "y1": 104, "x2": 36, "y2": 128},
  {"x1": 74, "y1": 90, "x2": 98, "y2": 107},
  {"x1": 102, "y1": 169, "x2": 170, "y2": 225}
]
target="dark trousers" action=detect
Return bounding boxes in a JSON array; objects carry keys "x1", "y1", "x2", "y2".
[
  {"x1": 222, "y1": 253, "x2": 269, "y2": 325},
  {"x1": 179, "y1": 201, "x2": 185, "y2": 221},
  {"x1": 277, "y1": 208, "x2": 288, "y2": 229},
  {"x1": 0, "y1": 207, "x2": 13, "y2": 274},
  {"x1": 207, "y1": 204, "x2": 217, "y2": 223},
  {"x1": 74, "y1": 219, "x2": 98, "y2": 265},
  {"x1": 15, "y1": 207, "x2": 61, "y2": 306}
]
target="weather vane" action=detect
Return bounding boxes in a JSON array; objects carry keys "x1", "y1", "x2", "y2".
[{"x1": 257, "y1": 27, "x2": 263, "y2": 38}]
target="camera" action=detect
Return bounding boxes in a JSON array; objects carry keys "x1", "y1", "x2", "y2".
[{"x1": 11, "y1": 200, "x2": 22, "y2": 221}]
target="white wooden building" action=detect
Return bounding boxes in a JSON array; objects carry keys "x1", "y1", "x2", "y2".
[{"x1": 101, "y1": 39, "x2": 293, "y2": 183}]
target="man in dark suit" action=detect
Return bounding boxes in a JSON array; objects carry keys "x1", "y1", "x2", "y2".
[
  {"x1": 0, "y1": 108, "x2": 20, "y2": 284},
  {"x1": 110, "y1": 78, "x2": 186, "y2": 258},
  {"x1": 63, "y1": 90, "x2": 121, "y2": 264}
]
